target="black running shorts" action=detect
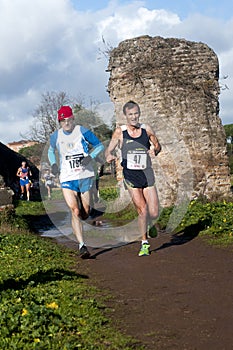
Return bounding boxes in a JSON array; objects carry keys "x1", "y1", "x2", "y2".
[{"x1": 123, "y1": 167, "x2": 155, "y2": 189}]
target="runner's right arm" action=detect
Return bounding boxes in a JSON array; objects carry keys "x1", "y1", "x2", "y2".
[
  {"x1": 105, "y1": 127, "x2": 122, "y2": 163},
  {"x1": 48, "y1": 130, "x2": 59, "y2": 175}
]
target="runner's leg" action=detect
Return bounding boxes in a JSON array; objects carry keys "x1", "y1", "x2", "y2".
[
  {"x1": 143, "y1": 186, "x2": 159, "y2": 219},
  {"x1": 47, "y1": 185, "x2": 51, "y2": 199},
  {"x1": 62, "y1": 188, "x2": 84, "y2": 244},
  {"x1": 127, "y1": 187, "x2": 148, "y2": 240},
  {"x1": 79, "y1": 191, "x2": 90, "y2": 220},
  {"x1": 25, "y1": 183, "x2": 30, "y2": 201},
  {"x1": 143, "y1": 186, "x2": 159, "y2": 237},
  {"x1": 21, "y1": 185, "x2": 24, "y2": 195}
]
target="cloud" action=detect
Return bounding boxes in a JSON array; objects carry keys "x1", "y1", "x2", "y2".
[
  {"x1": 0, "y1": 0, "x2": 232, "y2": 143},
  {"x1": 97, "y1": 9, "x2": 233, "y2": 125},
  {"x1": 0, "y1": 89, "x2": 38, "y2": 141},
  {"x1": 0, "y1": 0, "x2": 110, "y2": 143},
  {"x1": 97, "y1": 5, "x2": 180, "y2": 43}
]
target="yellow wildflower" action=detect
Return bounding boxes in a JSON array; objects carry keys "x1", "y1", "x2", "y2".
[
  {"x1": 21, "y1": 308, "x2": 28, "y2": 316},
  {"x1": 46, "y1": 302, "x2": 58, "y2": 309}
]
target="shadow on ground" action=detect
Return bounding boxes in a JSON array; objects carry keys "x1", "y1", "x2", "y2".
[
  {"x1": 0, "y1": 268, "x2": 88, "y2": 292},
  {"x1": 153, "y1": 222, "x2": 204, "y2": 253}
]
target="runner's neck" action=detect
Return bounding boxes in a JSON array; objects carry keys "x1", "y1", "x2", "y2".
[{"x1": 127, "y1": 124, "x2": 142, "y2": 137}]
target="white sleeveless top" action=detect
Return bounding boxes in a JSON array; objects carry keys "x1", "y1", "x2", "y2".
[{"x1": 57, "y1": 126, "x2": 95, "y2": 182}]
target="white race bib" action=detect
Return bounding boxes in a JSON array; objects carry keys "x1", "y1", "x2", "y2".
[
  {"x1": 65, "y1": 153, "x2": 84, "y2": 173},
  {"x1": 127, "y1": 149, "x2": 147, "y2": 170}
]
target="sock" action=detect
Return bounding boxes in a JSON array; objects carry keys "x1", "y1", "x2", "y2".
[
  {"x1": 79, "y1": 242, "x2": 85, "y2": 249},
  {"x1": 142, "y1": 240, "x2": 149, "y2": 245}
]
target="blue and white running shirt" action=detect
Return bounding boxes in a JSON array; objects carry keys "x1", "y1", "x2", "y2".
[{"x1": 48, "y1": 125, "x2": 104, "y2": 183}]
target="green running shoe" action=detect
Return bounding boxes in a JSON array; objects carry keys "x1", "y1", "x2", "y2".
[
  {"x1": 148, "y1": 224, "x2": 158, "y2": 238},
  {"x1": 138, "y1": 243, "x2": 150, "y2": 257}
]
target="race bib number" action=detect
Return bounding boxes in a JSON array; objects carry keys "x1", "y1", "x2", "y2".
[
  {"x1": 127, "y1": 150, "x2": 147, "y2": 170},
  {"x1": 65, "y1": 153, "x2": 84, "y2": 172}
]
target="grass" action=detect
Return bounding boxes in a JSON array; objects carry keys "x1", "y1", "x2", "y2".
[
  {"x1": 0, "y1": 232, "x2": 142, "y2": 349},
  {"x1": 0, "y1": 200, "x2": 143, "y2": 349},
  {"x1": 14, "y1": 200, "x2": 46, "y2": 217},
  {"x1": 99, "y1": 176, "x2": 233, "y2": 246},
  {"x1": 157, "y1": 198, "x2": 233, "y2": 247},
  {"x1": 39, "y1": 175, "x2": 233, "y2": 245},
  {"x1": 1, "y1": 178, "x2": 233, "y2": 348}
]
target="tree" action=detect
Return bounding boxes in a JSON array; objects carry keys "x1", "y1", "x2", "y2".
[
  {"x1": 72, "y1": 104, "x2": 112, "y2": 141},
  {"x1": 224, "y1": 124, "x2": 233, "y2": 174},
  {"x1": 19, "y1": 143, "x2": 45, "y2": 167},
  {"x1": 73, "y1": 103, "x2": 102, "y2": 130},
  {"x1": 22, "y1": 91, "x2": 72, "y2": 143},
  {"x1": 93, "y1": 124, "x2": 112, "y2": 142},
  {"x1": 22, "y1": 91, "x2": 113, "y2": 144},
  {"x1": 224, "y1": 124, "x2": 233, "y2": 145}
]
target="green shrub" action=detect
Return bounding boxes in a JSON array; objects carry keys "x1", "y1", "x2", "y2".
[
  {"x1": 0, "y1": 206, "x2": 28, "y2": 231},
  {"x1": 157, "y1": 199, "x2": 233, "y2": 245},
  {"x1": 99, "y1": 187, "x2": 119, "y2": 201}
]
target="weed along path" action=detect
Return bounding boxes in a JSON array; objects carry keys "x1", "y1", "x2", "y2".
[{"x1": 73, "y1": 231, "x2": 233, "y2": 350}]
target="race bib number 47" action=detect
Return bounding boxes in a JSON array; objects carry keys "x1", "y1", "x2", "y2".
[{"x1": 127, "y1": 150, "x2": 147, "y2": 170}]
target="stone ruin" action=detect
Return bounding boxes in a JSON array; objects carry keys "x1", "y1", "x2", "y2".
[
  {"x1": 0, "y1": 175, "x2": 14, "y2": 210},
  {"x1": 107, "y1": 35, "x2": 231, "y2": 207}
]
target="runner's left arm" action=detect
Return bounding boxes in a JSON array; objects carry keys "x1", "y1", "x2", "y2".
[
  {"x1": 81, "y1": 126, "x2": 104, "y2": 159},
  {"x1": 28, "y1": 167, "x2": 32, "y2": 177},
  {"x1": 145, "y1": 124, "x2": 161, "y2": 156}
]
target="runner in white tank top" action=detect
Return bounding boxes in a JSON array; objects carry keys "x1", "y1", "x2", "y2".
[{"x1": 48, "y1": 106, "x2": 104, "y2": 258}]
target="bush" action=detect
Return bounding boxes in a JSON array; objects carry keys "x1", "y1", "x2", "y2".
[
  {"x1": 157, "y1": 199, "x2": 233, "y2": 244},
  {"x1": 0, "y1": 206, "x2": 28, "y2": 231}
]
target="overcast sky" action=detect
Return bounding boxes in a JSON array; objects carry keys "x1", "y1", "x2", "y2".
[{"x1": 0, "y1": 0, "x2": 232, "y2": 143}]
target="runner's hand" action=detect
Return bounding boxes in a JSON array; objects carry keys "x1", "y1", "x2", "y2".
[
  {"x1": 105, "y1": 154, "x2": 116, "y2": 163},
  {"x1": 51, "y1": 163, "x2": 59, "y2": 175},
  {"x1": 81, "y1": 155, "x2": 92, "y2": 167}
]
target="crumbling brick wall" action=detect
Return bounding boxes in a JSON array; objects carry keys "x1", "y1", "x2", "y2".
[
  {"x1": 0, "y1": 175, "x2": 13, "y2": 208},
  {"x1": 107, "y1": 35, "x2": 231, "y2": 207}
]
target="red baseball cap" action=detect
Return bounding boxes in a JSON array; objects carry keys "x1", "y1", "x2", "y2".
[{"x1": 58, "y1": 106, "x2": 73, "y2": 121}]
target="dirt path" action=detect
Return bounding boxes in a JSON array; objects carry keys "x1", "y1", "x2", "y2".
[
  {"x1": 37, "y1": 208, "x2": 233, "y2": 350},
  {"x1": 68, "y1": 231, "x2": 233, "y2": 350}
]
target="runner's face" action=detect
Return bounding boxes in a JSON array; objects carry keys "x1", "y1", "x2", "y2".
[
  {"x1": 60, "y1": 117, "x2": 74, "y2": 132},
  {"x1": 125, "y1": 106, "x2": 140, "y2": 127}
]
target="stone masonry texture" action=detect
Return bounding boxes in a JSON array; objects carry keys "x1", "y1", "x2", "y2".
[{"x1": 107, "y1": 35, "x2": 231, "y2": 207}]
